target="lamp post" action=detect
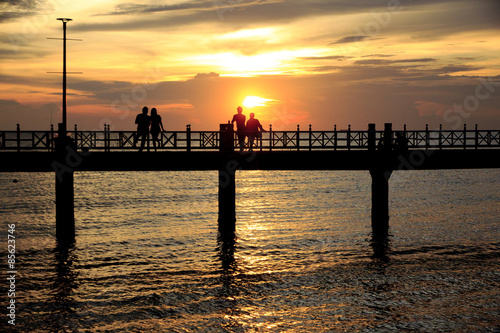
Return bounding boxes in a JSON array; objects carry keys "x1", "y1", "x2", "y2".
[{"x1": 57, "y1": 18, "x2": 72, "y2": 135}]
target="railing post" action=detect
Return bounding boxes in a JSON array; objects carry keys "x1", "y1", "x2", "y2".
[
  {"x1": 368, "y1": 123, "x2": 376, "y2": 151},
  {"x1": 296, "y1": 125, "x2": 300, "y2": 151},
  {"x1": 108, "y1": 124, "x2": 112, "y2": 152},
  {"x1": 425, "y1": 124, "x2": 429, "y2": 149},
  {"x1": 16, "y1": 124, "x2": 20, "y2": 152},
  {"x1": 463, "y1": 123, "x2": 467, "y2": 150},
  {"x1": 439, "y1": 124, "x2": 442, "y2": 150},
  {"x1": 308, "y1": 124, "x2": 312, "y2": 151},
  {"x1": 269, "y1": 124, "x2": 273, "y2": 152},
  {"x1": 404, "y1": 124, "x2": 407, "y2": 148},
  {"x1": 475, "y1": 124, "x2": 479, "y2": 149},
  {"x1": 103, "y1": 123, "x2": 108, "y2": 152},
  {"x1": 186, "y1": 124, "x2": 191, "y2": 152},
  {"x1": 334, "y1": 124, "x2": 338, "y2": 150},
  {"x1": 74, "y1": 124, "x2": 78, "y2": 150},
  {"x1": 259, "y1": 126, "x2": 263, "y2": 151},
  {"x1": 50, "y1": 124, "x2": 55, "y2": 152},
  {"x1": 347, "y1": 124, "x2": 351, "y2": 151}
]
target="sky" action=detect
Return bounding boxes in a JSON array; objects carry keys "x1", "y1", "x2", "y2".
[{"x1": 1, "y1": 0, "x2": 499, "y2": 131}]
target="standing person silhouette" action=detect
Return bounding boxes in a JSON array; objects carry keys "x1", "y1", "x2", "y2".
[
  {"x1": 231, "y1": 106, "x2": 246, "y2": 152},
  {"x1": 246, "y1": 113, "x2": 267, "y2": 151},
  {"x1": 150, "y1": 108, "x2": 165, "y2": 151},
  {"x1": 135, "y1": 106, "x2": 150, "y2": 152}
]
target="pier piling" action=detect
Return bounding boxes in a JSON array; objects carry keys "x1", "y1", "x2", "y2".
[
  {"x1": 55, "y1": 124, "x2": 75, "y2": 242},
  {"x1": 218, "y1": 123, "x2": 236, "y2": 234},
  {"x1": 370, "y1": 168, "x2": 392, "y2": 236}
]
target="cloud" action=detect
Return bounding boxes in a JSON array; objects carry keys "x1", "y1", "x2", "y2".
[
  {"x1": 439, "y1": 65, "x2": 482, "y2": 73},
  {"x1": 0, "y1": 98, "x2": 21, "y2": 108},
  {"x1": 95, "y1": 0, "x2": 215, "y2": 16},
  {"x1": 329, "y1": 36, "x2": 370, "y2": 45},
  {"x1": 354, "y1": 58, "x2": 437, "y2": 65},
  {"x1": 3, "y1": 69, "x2": 500, "y2": 131},
  {"x1": 65, "y1": 0, "x2": 500, "y2": 43},
  {"x1": 361, "y1": 54, "x2": 394, "y2": 58},
  {"x1": 194, "y1": 72, "x2": 220, "y2": 79},
  {"x1": 0, "y1": 0, "x2": 42, "y2": 22},
  {"x1": 414, "y1": 101, "x2": 449, "y2": 116},
  {"x1": 301, "y1": 55, "x2": 349, "y2": 61}
]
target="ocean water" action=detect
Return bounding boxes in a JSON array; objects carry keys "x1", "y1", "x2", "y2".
[{"x1": 1, "y1": 169, "x2": 499, "y2": 332}]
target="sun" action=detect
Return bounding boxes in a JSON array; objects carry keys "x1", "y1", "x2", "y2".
[{"x1": 242, "y1": 96, "x2": 273, "y2": 108}]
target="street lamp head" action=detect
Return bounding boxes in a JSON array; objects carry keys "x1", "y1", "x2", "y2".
[{"x1": 57, "y1": 18, "x2": 72, "y2": 23}]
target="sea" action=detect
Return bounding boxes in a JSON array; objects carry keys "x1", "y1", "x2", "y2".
[{"x1": 1, "y1": 169, "x2": 499, "y2": 332}]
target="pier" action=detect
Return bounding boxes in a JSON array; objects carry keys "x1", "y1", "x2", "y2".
[{"x1": 1, "y1": 123, "x2": 499, "y2": 242}]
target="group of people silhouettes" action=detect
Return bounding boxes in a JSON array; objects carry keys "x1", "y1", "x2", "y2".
[
  {"x1": 134, "y1": 105, "x2": 266, "y2": 152},
  {"x1": 231, "y1": 106, "x2": 266, "y2": 151},
  {"x1": 134, "y1": 106, "x2": 165, "y2": 152}
]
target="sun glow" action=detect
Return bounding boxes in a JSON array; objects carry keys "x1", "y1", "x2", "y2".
[{"x1": 242, "y1": 96, "x2": 274, "y2": 108}]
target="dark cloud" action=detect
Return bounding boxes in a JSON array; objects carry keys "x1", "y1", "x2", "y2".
[
  {"x1": 194, "y1": 72, "x2": 220, "y2": 79},
  {"x1": 361, "y1": 54, "x2": 394, "y2": 58},
  {"x1": 301, "y1": 56, "x2": 349, "y2": 61},
  {"x1": 0, "y1": 98, "x2": 21, "y2": 108},
  {"x1": 455, "y1": 57, "x2": 478, "y2": 61},
  {"x1": 308, "y1": 66, "x2": 339, "y2": 72},
  {"x1": 66, "y1": 0, "x2": 500, "y2": 45},
  {"x1": 0, "y1": 0, "x2": 42, "y2": 22},
  {"x1": 95, "y1": 0, "x2": 216, "y2": 16},
  {"x1": 439, "y1": 65, "x2": 482, "y2": 73},
  {"x1": 329, "y1": 36, "x2": 369, "y2": 45},
  {"x1": 354, "y1": 58, "x2": 436, "y2": 65}
]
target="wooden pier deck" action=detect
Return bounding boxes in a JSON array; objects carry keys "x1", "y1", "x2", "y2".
[{"x1": 1, "y1": 123, "x2": 498, "y2": 242}]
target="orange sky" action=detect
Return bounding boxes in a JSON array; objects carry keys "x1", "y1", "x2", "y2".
[{"x1": 1, "y1": 0, "x2": 499, "y2": 131}]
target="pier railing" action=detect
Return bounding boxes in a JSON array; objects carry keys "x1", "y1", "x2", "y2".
[{"x1": 1, "y1": 124, "x2": 499, "y2": 152}]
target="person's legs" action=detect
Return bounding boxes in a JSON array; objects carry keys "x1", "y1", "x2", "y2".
[
  {"x1": 237, "y1": 132, "x2": 246, "y2": 151},
  {"x1": 139, "y1": 132, "x2": 147, "y2": 152},
  {"x1": 151, "y1": 131, "x2": 159, "y2": 150},
  {"x1": 248, "y1": 134, "x2": 255, "y2": 151}
]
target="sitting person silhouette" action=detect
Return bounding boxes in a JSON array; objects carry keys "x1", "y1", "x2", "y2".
[{"x1": 246, "y1": 113, "x2": 267, "y2": 151}]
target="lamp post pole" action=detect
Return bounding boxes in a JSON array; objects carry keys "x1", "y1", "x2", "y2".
[
  {"x1": 57, "y1": 18, "x2": 72, "y2": 134},
  {"x1": 54, "y1": 18, "x2": 75, "y2": 243}
]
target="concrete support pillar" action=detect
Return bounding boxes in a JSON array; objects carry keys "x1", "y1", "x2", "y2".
[
  {"x1": 218, "y1": 169, "x2": 236, "y2": 233},
  {"x1": 369, "y1": 168, "x2": 392, "y2": 236},
  {"x1": 55, "y1": 124, "x2": 75, "y2": 243},
  {"x1": 218, "y1": 123, "x2": 236, "y2": 234}
]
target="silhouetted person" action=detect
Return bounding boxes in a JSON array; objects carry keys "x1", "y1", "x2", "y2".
[
  {"x1": 395, "y1": 131, "x2": 408, "y2": 152},
  {"x1": 377, "y1": 137, "x2": 384, "y2": 150},
  {"x1": 231, "y1": 106, "x2": 246, "y2": 151},
  {"x1": 246, "y1": 113, "x2": 266, "y2": 151},
  {"x1": 150, "y1": 108, "x2": 164, "y2": 150},
  {"x1": 135, "y1": 106, "x2": 150, "y2": 152}
]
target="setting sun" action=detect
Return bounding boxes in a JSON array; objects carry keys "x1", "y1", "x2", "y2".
[{"x1": 242, "y1": 96, "x2": 274, "y2": 108}]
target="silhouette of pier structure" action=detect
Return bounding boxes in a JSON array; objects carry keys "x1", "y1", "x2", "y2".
[{"x1": 1, "y1": 123, "x2": 499, "y2": 243}]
